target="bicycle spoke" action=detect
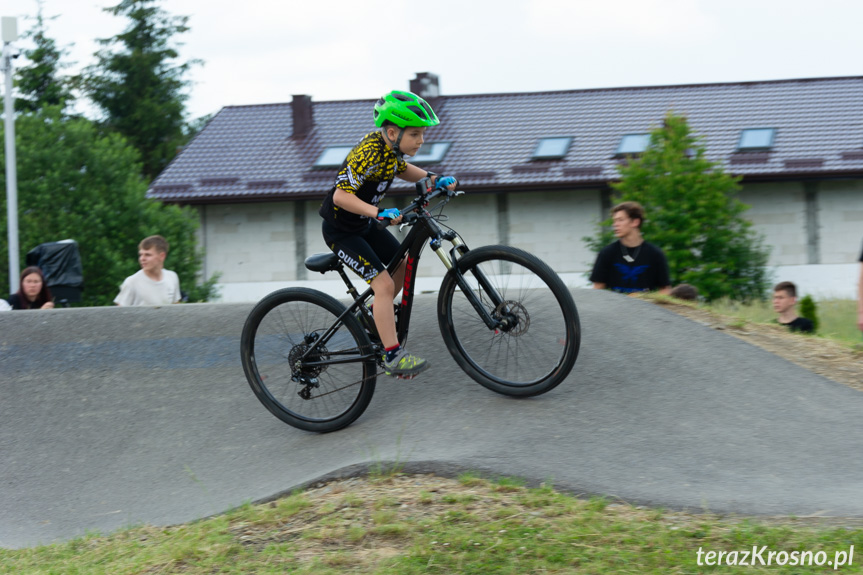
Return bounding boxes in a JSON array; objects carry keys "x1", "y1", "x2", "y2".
[
  {"x1": 257, "y1": 306, "x2": 361, "y2": 419},
  {"x1": 439, "y1": 246, "x2": 579, "y2": 394},
  {"x1": 241, "y1": 288, "x2": 377, "y2": 432}
]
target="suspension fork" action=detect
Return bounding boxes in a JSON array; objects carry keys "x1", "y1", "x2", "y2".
[{"x1": 430, "y1": 229, "x2": 504, "y2": 330}]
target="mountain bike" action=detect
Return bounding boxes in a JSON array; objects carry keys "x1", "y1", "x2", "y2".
[{"x1": 240, "y1": 178, "x2": 581, "y2": 433}]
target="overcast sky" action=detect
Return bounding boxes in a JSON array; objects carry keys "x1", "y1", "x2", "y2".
[{"x1": 2, "y1": 0, "x2": 861, "y2": 120}]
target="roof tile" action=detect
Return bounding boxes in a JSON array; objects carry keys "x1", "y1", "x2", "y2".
[{"x1": 150, "y1": 77, "x2": 863, "y2": 202}]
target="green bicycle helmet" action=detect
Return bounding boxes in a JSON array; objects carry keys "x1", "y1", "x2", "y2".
[{"x1": 373, "y1": 90, "x2": 440, "y2": 128}]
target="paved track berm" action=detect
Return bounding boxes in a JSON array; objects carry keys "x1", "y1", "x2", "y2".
[{"x1": 2, "y1": 289, "x2": 861, "y2": 548}]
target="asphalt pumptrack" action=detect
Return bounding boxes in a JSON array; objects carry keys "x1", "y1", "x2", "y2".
[{"x1": 2, "y1": 289, "x2": 862, "y2": 548}]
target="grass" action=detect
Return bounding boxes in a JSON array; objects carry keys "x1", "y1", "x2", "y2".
[
  {"x1": 706, "y1": 297, "x2": 861, "y2": 346},
  {"x1": 2, "y1": 473, "x2": 862, "y2": 574}
]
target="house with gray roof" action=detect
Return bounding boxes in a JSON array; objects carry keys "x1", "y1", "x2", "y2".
[{"x1": 149, "y1": 73, "x2": 863, "y2": 302}]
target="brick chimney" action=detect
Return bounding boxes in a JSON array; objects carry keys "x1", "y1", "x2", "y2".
[
  {"x1": 291, "y1": 94, "x2": 313, "y2": 138},
  {"x1": 409, "y1": 72, "x2": 440, "y2": 99}
]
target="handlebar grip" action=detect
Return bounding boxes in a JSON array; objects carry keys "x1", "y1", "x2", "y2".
[{"x1": 375, "y1": 217, "x2": 392, "y2": 230}]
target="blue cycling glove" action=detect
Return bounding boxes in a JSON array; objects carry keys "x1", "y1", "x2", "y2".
[
  {"x1": 435, "y1": 176, "x2": 458, "y2": 190},
  {"x1": 377, "y1": 207, "x2": 400, "y2": 220}
]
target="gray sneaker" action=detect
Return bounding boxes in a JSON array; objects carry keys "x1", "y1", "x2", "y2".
[{"x1": 382, "y1": 348, "x2": 429, "y2": 378}]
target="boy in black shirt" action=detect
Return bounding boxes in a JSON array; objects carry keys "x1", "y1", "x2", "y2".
[
  {"x1": 772, "y1": 281, "x2": 814, "y2": 333},
  {"x1": 590, "y1": 201, "x2": 671, "y2": 295},
  {"x1": 858, "y1": 240, "x2": 863, "y2": 333}
]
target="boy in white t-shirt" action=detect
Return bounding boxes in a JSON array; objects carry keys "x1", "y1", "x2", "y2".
[{"x1": 114, "y1": 235, "x2": 182, "y2": 306}]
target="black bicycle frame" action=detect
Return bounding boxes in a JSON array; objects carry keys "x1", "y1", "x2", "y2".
[
  {"x1": 297, "y1": 213, "x2": 442, "y2": 369},
  {"x1": 297, "y1": 194, "x2": 507, "y2": 370}
]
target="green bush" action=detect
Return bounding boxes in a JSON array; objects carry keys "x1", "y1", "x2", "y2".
[{"x1": 798, "y1": 294, "x2": 819, "y2": 332}]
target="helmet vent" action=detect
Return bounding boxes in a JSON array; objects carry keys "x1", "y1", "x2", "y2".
[
  {"x1": 407, "y1": 105, "x2": 427, "y2": 120},
  {"x1": 393, "y1": 93, "x2": 412, "y2": 102},
  {"x1": 420, "y1": 100, "x2": 436, "y2": 120}
]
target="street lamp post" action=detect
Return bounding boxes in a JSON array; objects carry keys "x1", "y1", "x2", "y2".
[{"x1": 2, "y1": 16, "x2": 19, "y2": 293}]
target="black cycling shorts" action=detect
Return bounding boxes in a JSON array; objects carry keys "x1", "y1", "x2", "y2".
[{"x1": 322, "y1": 219, "x2": 400, "y2": 283}]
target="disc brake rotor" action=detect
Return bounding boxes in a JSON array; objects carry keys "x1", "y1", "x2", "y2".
[{"x1": 495, "y1": 300, "x2": 529, "y2": 336}]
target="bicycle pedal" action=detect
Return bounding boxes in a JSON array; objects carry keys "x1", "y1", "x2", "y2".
[{"x1": 381, "y1": 371, "x2": 418, "y2": 381}]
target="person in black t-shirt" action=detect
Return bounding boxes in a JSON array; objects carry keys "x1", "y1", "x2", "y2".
[
  {"x1": 772, "y1": 281, "x2": 814, "y2": 333},
  {"x1": 857, "y1": 240, "x2": 863, "y2": 333},
  {"x1": 589, "y1": 201, "x2": 671, "y2": 295}
]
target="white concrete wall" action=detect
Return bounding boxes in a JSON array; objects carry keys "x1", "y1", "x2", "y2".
[
  {"x1": 507, "y1": 189, "x2": 602, "y2": 273},
  {"x1": 819, "y1": 179, "x2": 863, "y2": 264},
  {"x1": 769, "y1": 263, "x2": 858, "y2": 300},
  {"x1": 736, "y1": 179, "x2": 862, "y2": 298},
  {"x1": 201, "y1": 202, "x2": 297, "y2": 284},
  {"x1": 740, "y1": 182, "x2": 808, "y2": 266},
  {"x1": 740, "y1": 179, "x2": 863, "y2": 268},
  {"x1": 302, "y1": 199, "x2": 329, "y2": 276},
  {"x1": 199, "y1": 181, "x2": 863, "y2": 303}
]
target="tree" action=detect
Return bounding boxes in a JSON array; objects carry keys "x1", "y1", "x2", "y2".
[
  {"x1": 15, "y1": 3, "x2": 74, "y2": 114},
  {"x1": 799, "y1": 295, "x2": 819, "y2": 333},
  {"x1": 0, "y1": 106, "x2": 214, "y2": 305},
  {"x1": 584, "y1": 112, "x2": 771, "y2": 302},
  {"x1": 80, "y1": 0, "x2": 199, "y2": 180}
]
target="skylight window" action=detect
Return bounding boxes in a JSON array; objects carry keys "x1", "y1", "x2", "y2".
[
  {"x1": 738, "y1": 128, "x2": 776, "y2": 150},
  {"x1": 616, "y1": 134, "x2": 651, "y2": 155},
  {"x1": 314, "y1": 146, "x2": 353, "y2": 168},
  {"x1": 409, "y1": 142, "x2": 451, "y2": 164},
  {"x1": 532, "y1": 137, "x2": 572, "y2": 160}
]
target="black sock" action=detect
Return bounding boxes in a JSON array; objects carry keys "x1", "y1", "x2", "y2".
[{"x1": 385, "y1": 345, "x2": 401, "y2": 362}]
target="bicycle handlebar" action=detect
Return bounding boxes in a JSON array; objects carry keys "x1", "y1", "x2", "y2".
[
  {"x1": 403, "y1": 176, "x2": 461, "y2": 213},
  {"x1": 375, "y1": 176, "x2": 460, "y2": 230}
]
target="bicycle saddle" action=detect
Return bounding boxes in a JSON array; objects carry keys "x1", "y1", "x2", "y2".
[{"x1": 305, "y1": 252, "x2": 341, "y2": 272}]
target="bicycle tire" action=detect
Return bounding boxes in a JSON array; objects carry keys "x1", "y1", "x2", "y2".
[
  {"x1": 241, "y1": 287, "x2": 377, "y2": 433},
  {"x1": 437, "y1": 245, "x2": 580, "y2": 397}
]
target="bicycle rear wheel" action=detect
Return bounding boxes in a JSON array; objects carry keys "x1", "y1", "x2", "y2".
[
  {"x1": 437, "y1": 245, "x2": 580, "y2": 397},
  {"x1": 241, "y1": 287, "x2": 377, "y2": 433}
]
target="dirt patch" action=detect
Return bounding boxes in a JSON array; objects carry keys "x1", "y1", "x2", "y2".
[{"x1": 651, "y1": 299, "x2": 863, "y2": 393}]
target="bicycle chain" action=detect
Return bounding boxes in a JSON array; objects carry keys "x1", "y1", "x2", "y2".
[{"x1": 299, "y1": 373, "x2": 376, "y2": 399}]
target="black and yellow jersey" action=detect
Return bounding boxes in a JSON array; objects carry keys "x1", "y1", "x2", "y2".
[{"x1": 319, "y1": 131, "x2": 408, "y2": 233}]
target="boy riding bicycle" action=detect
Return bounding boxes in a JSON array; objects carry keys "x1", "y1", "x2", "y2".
[{"x1": 318, "y1": 90, "x2": 457, "y2": 378}]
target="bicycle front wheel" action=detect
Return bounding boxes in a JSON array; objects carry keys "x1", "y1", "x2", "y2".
[
  {"x1": 437, "y1": 245, "x2": 580, "y2": 397},
  {"x1": 241, "y1": 287, "x2": 377, "y2": 433}
]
